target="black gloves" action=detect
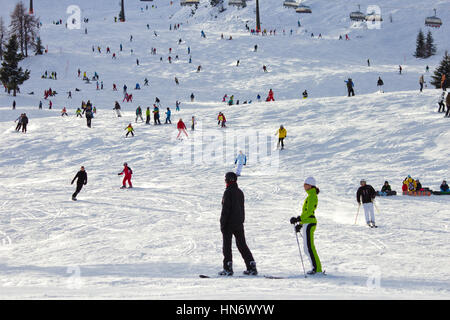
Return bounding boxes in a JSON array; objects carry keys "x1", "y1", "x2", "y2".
[
  {"x1": 295, "y1": 224, "x2": 302, "y2": 233},
  {"x1": 290, "y1": 216, "x2": 300, "y2": 225}
]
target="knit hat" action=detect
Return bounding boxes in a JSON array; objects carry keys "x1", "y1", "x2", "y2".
[{"x1": 304, "y1": 177, "x2": 316, "y2": 186}]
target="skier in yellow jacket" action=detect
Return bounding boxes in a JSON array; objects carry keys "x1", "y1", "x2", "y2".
[{"x1": 275, "y1": 125, "x2": 287, "y2": 150}]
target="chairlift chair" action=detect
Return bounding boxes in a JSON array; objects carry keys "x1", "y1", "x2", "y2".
[{"x1": 425, "y1": 9, "x2": 442, "y2": 28}]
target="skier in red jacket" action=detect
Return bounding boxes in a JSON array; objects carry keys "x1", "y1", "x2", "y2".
[
  {"x1": 266, "y1": 89, "x2": 274, "y2": 102},
  {"x1": 118, "y1": 162, "x2": 133, "y2": 188},
  {"x1": 177, "y1": 118, "x2": 188, "y2": 139}
]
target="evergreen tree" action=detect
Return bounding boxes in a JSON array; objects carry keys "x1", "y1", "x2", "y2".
[
  {"x1": 414, "y1": 29, "x2": 426, "y2": 58},
  {"x1": 0, "y1": 17, "x2": 6, "y2": 61},
  {"x1": 0, "y1": 34, "x2": 30, "y2": 96},
  {"x1": 425, "y1": 30, "x2": 436, "y2": 58},
  {"x1": 430, "y1": 51, "x2": 450, "y2": 89},
  {"x1": 34, "y1": 36, "x2": 43, "y2": 55}
]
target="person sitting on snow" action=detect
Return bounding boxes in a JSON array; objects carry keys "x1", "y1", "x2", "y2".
[{"x1": 440, "y1": 180, "x2": 449, "y2": 192}]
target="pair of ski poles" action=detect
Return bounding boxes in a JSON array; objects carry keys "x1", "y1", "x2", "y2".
[
  {"x1": 354, "y1": 201, "x2": 381, "y2": 225},
  {"x1": 293, "y1": 224, "x2": 307, "y2": 278}
]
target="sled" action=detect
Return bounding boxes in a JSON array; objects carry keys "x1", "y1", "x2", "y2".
[{"x1": 402, "y1": 190, "x2": 431, "y2": 196}]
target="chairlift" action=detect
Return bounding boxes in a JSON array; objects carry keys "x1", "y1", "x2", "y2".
[
  {"x1": 296, "y1": 4, "x2": 312, "y2": 14},
  {"x1": 229, "y1": 0, "x2": 245, "y2": 7},
  {"x1": 350, "y1": 5, "x2": 365, "y2": 21},
  {"x1": 365, "y1": 11, "x2": 382, "y2": 22},
  {"x1": 283, "y1": 1, "x2": 299, "y2": 8},
  {"x1": 425, "y1": 9, "x2": 442, "y2": 28},
  {"x1": 181, "y1": 0, "x2": 200, "y2": 6}
]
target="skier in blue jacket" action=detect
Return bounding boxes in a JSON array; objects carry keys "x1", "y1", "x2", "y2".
[{"x1": 235, "y1": 151, "x2": 247, "y2": 176}]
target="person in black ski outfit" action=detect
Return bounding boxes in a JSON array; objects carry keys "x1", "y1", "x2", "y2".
[
  {"x1": 21, "y1": 113, "x2": 29, "y2": 133},
  {"x1": 345, "y1": 78, "x2": 355, "y2": 97},
  {"x1": 357, "y1": 180, "x2": 377, "y2": 227},
  {"x1": 71, "y1": 166, "x2": 87, "y2": 200},
  {"x1": 219, "y1": 172, "x2": 257, "y2": 276},
  {"x1": 85, "y1": 104, "x2": 93, "y2": 128}
]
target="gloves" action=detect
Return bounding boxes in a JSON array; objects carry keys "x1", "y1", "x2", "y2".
[
  {"x1": 295, "y1": 224, "x2": 302, "y2": 233},
  {"x1": 290, "y1": 216, "x2": 300, "y2": 225}
]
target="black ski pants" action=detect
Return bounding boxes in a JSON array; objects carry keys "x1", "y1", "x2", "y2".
[
  {"x1": 222, "y1": 225, "x2": 255, "y2": 270},
  {"x1": 72, "y1": 183, "x2": 84, "y2": 199}
]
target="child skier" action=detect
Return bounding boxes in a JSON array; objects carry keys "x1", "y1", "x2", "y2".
[
  {"x1": 235, "y1": 151, "x2": 247, "y2": 177},
  {"x1": 275, "y1": 125, "x2": 287, "y2": 150},
  {"x1": 118, "y1": 163, "x2": 133, "y2": 188},
  {"x1": 177, "y1": 118, "x2": 188, "y2": 139},
  {"x1": 125, "y1": 123, "x2": 135, "y2": 137}
]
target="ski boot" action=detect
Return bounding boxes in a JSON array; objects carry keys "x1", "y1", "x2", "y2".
[
  {"x1": 218, "y1": 261, "x2": 233, "y2": 276},
  {"x1": 120, "y1": 186, "x2": 127, "y2": 189},
  {"x1": 243, "y1": 261, "x2": 258, "y2": 276},
  {"x1": 72, "y1": 196, "x2": 77, "y2": 201},
  {"x1": 307, "y1": 269, "x2": 317, "y2": 275}
]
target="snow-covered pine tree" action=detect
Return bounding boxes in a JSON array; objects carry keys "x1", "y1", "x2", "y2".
[{"x1": 425, "y1": 30, "x2": 436, "y2": 58}]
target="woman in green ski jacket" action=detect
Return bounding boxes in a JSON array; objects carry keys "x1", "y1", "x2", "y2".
[{"x1": 290, "y1": 177, "x2": 322, "y2": 275}]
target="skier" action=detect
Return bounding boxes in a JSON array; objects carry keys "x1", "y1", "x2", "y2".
[
  {"x1": 367, "y1": 59, "x2": 370, "y2": 67},
  {"x1": 302, "y1": 90, "x2": 308, "y2": 99},
  {"x1": 146, "y1": 107, "x2": 151, "y2": 124},
  {"x1": 153, "y1": 105, "x2": 161, "y2": 124},
  {"x1": 419, "y1": 75, "x2": 425, "y2": 92},
  {"x1": 446, "y1": 92, "x2": 450, "y2": 117},
  {"x1": 176, "y1": 100, "x2": 180, "y2": 111},
  {"x1": 125, "y1": 123, "x2": 134, "y2": 137},
  {"x1": 275, "y1": 125, "x2": 287, "y2": 150},
  {"x1": 85, "y1": 104, "x2": 93, "y2": 128},
  {"x1": 345, "y1": 78, "x2": 355, "y2": 97},
  {"x1": 177, "y1": 118, "x2": 188, "y2": 139},
  {"x1": 191, "y1": 116, "x2": 196, "y2": 131},
  {"x1": 136, "y1": 106, "x2": 143, "y2": 122},
  {"x1": 68, "y1": 91, "x2": 72, "y2": 99},
  {"x1": 61, "y1": 107, "x2": 68, "y2": 116},
  {"x1": 219, "y1": 172, "x2": 257, "y2": 276},
  {"x1": 71, "y1": 166, "x2": 87, "y2": 201},
  {"x1": 290, "y1": 177, "x2": 323, "y2": 275},
  {"x1": 76, "y1": 108, "x2": 82, "y2": 117},
  {"x1": 118, "y1": 163, "x2": 133, "y2": 188},
  {"x1": 377, "y1": 77, "x2": 384, "y2": 93},
  {"x1": 266, "y1": 89, "x2": 275, "y2": 102},
  {"x1": 254, "y1": 44, "x2": 257, "y2": 52},
  {"x1": 399, "y1": 65, "x2": 402, "y2": 75},
  {"x1": 12, "y1": 100, "x2": 16, "y2": 110},
  {"x1": 263, "y1": 65, "x2": 268, "y2": 73},
  {"x1": 165, "y1": 108, "x2": 172, "y2": 124},
  {"x1": 174, "y1": 77, "x2": 179, "y2": 85},
  {"x1": 114, "y1": 101, "x2": 122, "y2": 117},
  {"x1": 190, "y1": 93, "x2": 195, "y2": 102},
  {"x1": 21, "y1": 114, "x2": 28, "y2": 133},
  {"x1": 39, "y1": 101, "x2": 42, "y2": 109},
  {"x1": 144, "y1": 78, "x2": 149, "y2": 86},
  {"x1": 356, "y1": 179, "x2": 377, "y2": 228},
  {"x1": 438, "y1": 92, "x2": 446, "y2": 113},
  {"x1": 234, "y1": 151, "x2": 247, "y2": 177},
  {"x1": 15, "y1": 114, "x2": 23, "y2": 131}
]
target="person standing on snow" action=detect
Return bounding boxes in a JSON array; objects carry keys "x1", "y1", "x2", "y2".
[
  {"x1": 345, "y1": 78, "x2": 355, "y2": 96},
  {"x1": 191, "y1": 116, "x2": 196, "y2": 131},
  {"x1": 21, "y1": 113, "x2": 29, "y2": 133},
  {"x1": 419, "y1": 75, "x2": 425, "y2": 92},
  {"x1": 177, "y1": 118, "x2": 188, "y2": 139},
  {"x1": 235, "y1": 151, "x2": 247, "y2": 177},
  {"x1": 165, "y1": 107, "x2": 172, "y2": 124},
  {"x1": 114, "y1": 101, "x2": 122, "y2": 117},
  {"x1": 290, "y1": 177, "x2": 323, "y2": 275},
  {"x1": 71, "y1": 166, "x2": 87, "y2": 201},
  {"x1": 219, "y1": 172, "x2": 257, "y2": 276},
  {"x1": 356, "y1": 179, "x2": 377, "y2": 228},
  {"x1": 136, "y1": 106, "x2": 143, "y2": 122},
  {"x1": 153, "y1": 105, "x2": 161, "y2": 125},
  {"x1": 146, "y1": 107, "x2": 151, "y2": 124},
  {"x1": 118, "y1": 163, "x2": 133, "y2": 189},
  {"x1": 275, "y1": 125, "x2": 287, "y2": 150},
  {"x1": 266, "y1": 89, "x2": 274, "y2": 101}
]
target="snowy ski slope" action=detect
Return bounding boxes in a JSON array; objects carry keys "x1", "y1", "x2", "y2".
[{"x1": 0, "y1": 0, "x2": 449, "y2": 299}]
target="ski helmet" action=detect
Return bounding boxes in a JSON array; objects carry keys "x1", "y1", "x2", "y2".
[
  {"x1": 225, "y1": 172, "x2": 237, "y2": 183},
  {"x1": 123, "y1": 162, "x2": 128, "y2": 166},
  {"x1": 304, "y1": 177, "x2": 316, "y2": 186}
]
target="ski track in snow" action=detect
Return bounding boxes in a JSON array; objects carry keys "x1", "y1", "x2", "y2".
[{"x1": 0, "y1": 0, "x2": 449, "y2": 299}]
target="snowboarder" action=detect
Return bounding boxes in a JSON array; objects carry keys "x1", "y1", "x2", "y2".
[
  {"x1": 118, "y1": 163, "x2": 133, "y2": 188},
  {"x1": 125, "y1": 123, "x2": 134, "y2": 137},
  {"x1": 345, "y1": 78, "x2": 355, "y2": 97},
  {"x1": 165, "y1": 108, "x2": 172, "y2": 124},
  {"x1": 219, "y1": 172, "x2": 257, "y2": 276},
  {"x1": 235, "y1": 151, "x2": 247, "y2": 177},
  {"x1": 177, "y1": 118, "x2": 188, "y2": 139},
  {"x1": 275, "y1": 125, "x2": 287, "y2": 149},
  {"x1": 290, "y1": 177, "x2": 323, "y2": 275},
  {"x1": 356, "y1": 179, "x2": 377, "y2": 227},
  {"x1": 71, "y1": 166, "x2": 87, "y2": 200}
]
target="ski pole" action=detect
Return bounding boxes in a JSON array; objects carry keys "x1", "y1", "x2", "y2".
[
  {"x1": 294, "y1": 224, "x2": 307, "y2": 278},
  {"x1": 354, "y1": 203, "x2": 361, "y2": 225},
  {"x1": 373, "y1": 201, "x2": 380, "y2": 214}
]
